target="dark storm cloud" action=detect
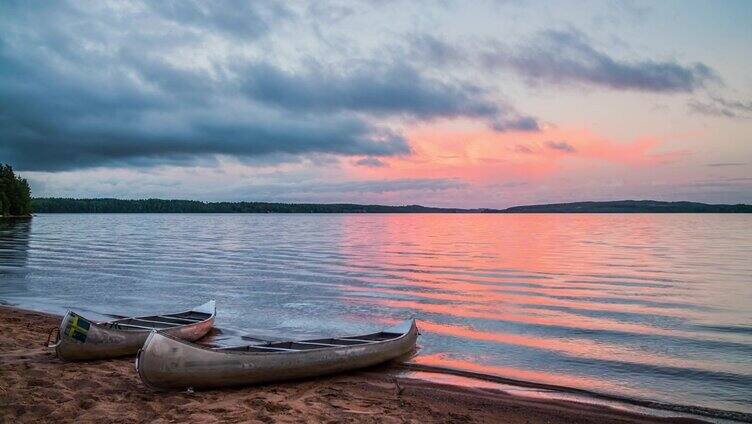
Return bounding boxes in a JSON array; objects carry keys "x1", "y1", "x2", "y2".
[
  {"x1": 545, "y1": 140, "x2": 577, "y2": 153},
  {"x1": 1, "y1": 110, "x2": 411, "y2": 171},
  {"x1": 238, "y1": 62, "x2": 500, "y2": 120},
  {"x1": 482, "y1": 29, "x2": 716, "y2": 92},
  {"x1": 0, "y1": 26, "x2": 411, "y2": 172},
  {"x1": 0, "y1": 1, "x2": 533, "y2": 172}
]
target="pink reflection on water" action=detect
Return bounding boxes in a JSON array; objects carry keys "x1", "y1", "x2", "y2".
[
  {"x1": 414, "y1": 319, "x2": 743, "y2": 374},
  {"x1": 334, "y1": 213, "x2": 752, "y2": 411},
  {"x1": 413, "y1": 353, "x2": 614, "y2": 393},
  {"x1": 339, "y1": 291, "x2": 682, "y2": 338}
]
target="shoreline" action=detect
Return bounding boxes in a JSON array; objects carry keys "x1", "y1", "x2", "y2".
[
  {"x1": 397, "y1": 363, "x2": 751, "y2": 422},
  {"x1": 28, "y1": 198, "x2": 752, "y2": 214},
  {"x1": 0, "y1": 305, "x2": 715, "y2": 423}
]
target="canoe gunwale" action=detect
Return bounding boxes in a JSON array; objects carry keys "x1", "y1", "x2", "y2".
[{"x1": 141, "y1": 319, "x2": 416, "y2": 357}]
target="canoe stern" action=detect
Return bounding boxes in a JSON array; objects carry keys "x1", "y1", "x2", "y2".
[
  {"x1": 56, "y1": 310, "x2": 148, "y2": 361},
  {"x1": 55, "y1": 300, "x2": 215, "y2": 361},
  {"x1": 383, "y1": 318, "x2": 417, "y2": 335},
  {"x1": 192, "y1": 299, "x2": 216, "y2": 315}
]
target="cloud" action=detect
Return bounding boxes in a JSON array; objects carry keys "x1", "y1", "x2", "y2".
[
  {"x1": 688, "y1": 96, "x2": 752, "y2": 119},
  {"x1": 512, "y1": 141, "x2": 576, "y2": 155},
  {"x1": 25, "y1": 163, "x2": 468, "y2": 202},
  {"x1": 706, "y1": 162, "x2": 747, "y2": 167},
  {"x1": 515, "y1": 145, "x2": 535, "y2": 154},
  {"x1": 688, "y1": 101, "x2": 737, "y2": 118},
  {"x1": 712, "y1": 96, "x2": 752, "y2": 112},
  {"x1": 206, "y1": 177, "x2": 469, "y2": 199},
  {"x1": 407, "y1": 29, "x2": 715, "y2": 93},
  {"x1": 297, "y1": 178, "x2": 468, "y2": 194},
  {"x1": 0, "y1": 1, "x2": 536, "y2": 172},
  {"x1": 237, "y1": 62, "x2": 502, "y2": 120},
  {"x1": 491, "y1": 115, "x2": 540, "y2": 132},
  {"x1": 146, "y1": 1, "x2": 293, "y2": 40},
  {"x1": 545, "y1": 140, "x2": 577, "y2": 153},
  {"x1": 408, "y1": 33, "x2": 467, "y2": 67},
  {"x1": 480, "y1": 29, "x2": 716, "y2": 92},
  {"x1": 355, "y1": 157, "x2": 388, "y2": 168}
]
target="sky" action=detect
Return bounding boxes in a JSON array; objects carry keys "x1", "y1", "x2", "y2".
[{"x1": 1, "y1": 0, "x2": 751, "y2": 208}]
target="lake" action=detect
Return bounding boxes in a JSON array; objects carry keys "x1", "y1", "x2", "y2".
[{"x1": 1, "y1": 214, "x2": 750, "y2": 416}]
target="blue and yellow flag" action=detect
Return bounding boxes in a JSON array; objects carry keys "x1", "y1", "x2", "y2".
[{"x1": 65, "y1": 313, "x2": 91, "y2": 343}]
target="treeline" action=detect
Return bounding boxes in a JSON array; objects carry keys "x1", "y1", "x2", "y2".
[
  {"x1": 31, "y1": 198, "x2": 752, "y2": 214},
  {"x1": 31, "y1": 198, "x2": 474, "y2": 213},
  {"x1": 0, "y1": 164, "x2": 32, "y2": 217}
]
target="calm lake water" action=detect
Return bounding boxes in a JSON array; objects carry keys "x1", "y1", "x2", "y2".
[{"x1": 1, "y1": 214, "x2": 751, "y2": 415}]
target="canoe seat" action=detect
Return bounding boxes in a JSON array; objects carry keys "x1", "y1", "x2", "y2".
[
  {"x1": 116, "y1": 318, "x2": 175, "y2": 328},
  {"x1": 156, "y1": 316, "x2": 202, "y2": 323},
  {"x1": 148, "y1": 315, "x2": 201, "y2": 324},
  {"x1": 171, "y1": 312, "x2": 212, "y2": 321},
  {"x1": 246, "y1": 345, "x2": 298, "y2": 352},
  {"x1": 343, "y1": 332, "x2": 402, "y2": 342},
  {"x1": 294, "y1": 341, "x2": 344, "y2": 348},
  {"x1": 129, "y1": 318, "x2": 182, "y2": 328},
  {"x1": 113, "y1": 323, "x2": 155, "y2": 331},
  {"x1": 306, "y1": 338, "x2": 371, "y2": 346}
]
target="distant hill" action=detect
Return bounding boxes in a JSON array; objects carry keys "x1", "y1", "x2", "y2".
[
  {"x1": 502, "y1": 200, "x2": 752, "y2": 213},
  {"x1": 30, "y1": 198, "x2": 752, "y2": 213}
]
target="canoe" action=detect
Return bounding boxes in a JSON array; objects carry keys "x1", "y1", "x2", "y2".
[
  {"x1": 51, "y1": 300, "x2": 215, "y2": 361},
  {"x1": 136, "y1": 318, "x2": 418, "y2": 390}
]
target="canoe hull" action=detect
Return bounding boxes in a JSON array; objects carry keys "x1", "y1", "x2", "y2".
[
  {"x1": 137, "y1": 319, "x2": 418, "y2": 390},
  {"x1": 55, "y1": 301, "x2": 215, "y2": 361}
]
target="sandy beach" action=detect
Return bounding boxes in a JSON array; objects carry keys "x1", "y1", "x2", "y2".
[{"x1": 0, "y1": 306, "x2": 707, "y2": 423}]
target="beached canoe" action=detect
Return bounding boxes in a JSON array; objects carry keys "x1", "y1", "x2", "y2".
[
  {"x1": 136, "y1": 318, "x2": 418, "y2": 390},
  {"x1": 51, "y1": 300, "x2": 215, "y2": 361}
]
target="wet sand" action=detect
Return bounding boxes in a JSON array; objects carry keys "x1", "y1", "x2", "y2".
[{"x1": 0, "y1": 306, "x2": 706, "y2": 423}]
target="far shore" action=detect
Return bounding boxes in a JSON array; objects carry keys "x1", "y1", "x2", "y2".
[
  {"x1": 29, "y1": 198, "x2": 752, "y2": 214},
  {"x1": 0, "y1": 305, "x2": 710, "y2": 423}
]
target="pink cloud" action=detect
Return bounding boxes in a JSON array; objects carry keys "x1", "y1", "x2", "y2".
[{"x1": 346, "y1": 123, "x2": 690, "y2": 185}]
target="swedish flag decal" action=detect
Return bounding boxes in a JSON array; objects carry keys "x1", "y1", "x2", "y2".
[{"x1": 65, "y1": 313, "x2": 91, "y2": 343}]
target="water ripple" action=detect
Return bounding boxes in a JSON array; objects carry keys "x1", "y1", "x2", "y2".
[{"x1": 1, "y1": 213, "x2": 750, "y2": 415}]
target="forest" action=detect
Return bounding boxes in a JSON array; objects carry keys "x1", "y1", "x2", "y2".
[{"x1": 30, "y1": 198, "x2": 473, "y2": 213}]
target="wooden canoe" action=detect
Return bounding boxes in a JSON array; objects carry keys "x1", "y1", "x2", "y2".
[
  {"x1": 136, "y1": 319, "x2": 418, "y2": 390},
  {"x1": 52, "y1": 300, "x2": 215, "y2": 361}
]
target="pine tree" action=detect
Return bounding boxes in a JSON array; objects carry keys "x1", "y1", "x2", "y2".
[
  {"x1": 0, "y1": 164, "x2": 33, "y2": 217},
  {"x1": 17, "y1": 177, "x2": 32, "y2": 215},
  {"x1": 0, "y1": 165, "x2": 12, "y2": 215}
]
